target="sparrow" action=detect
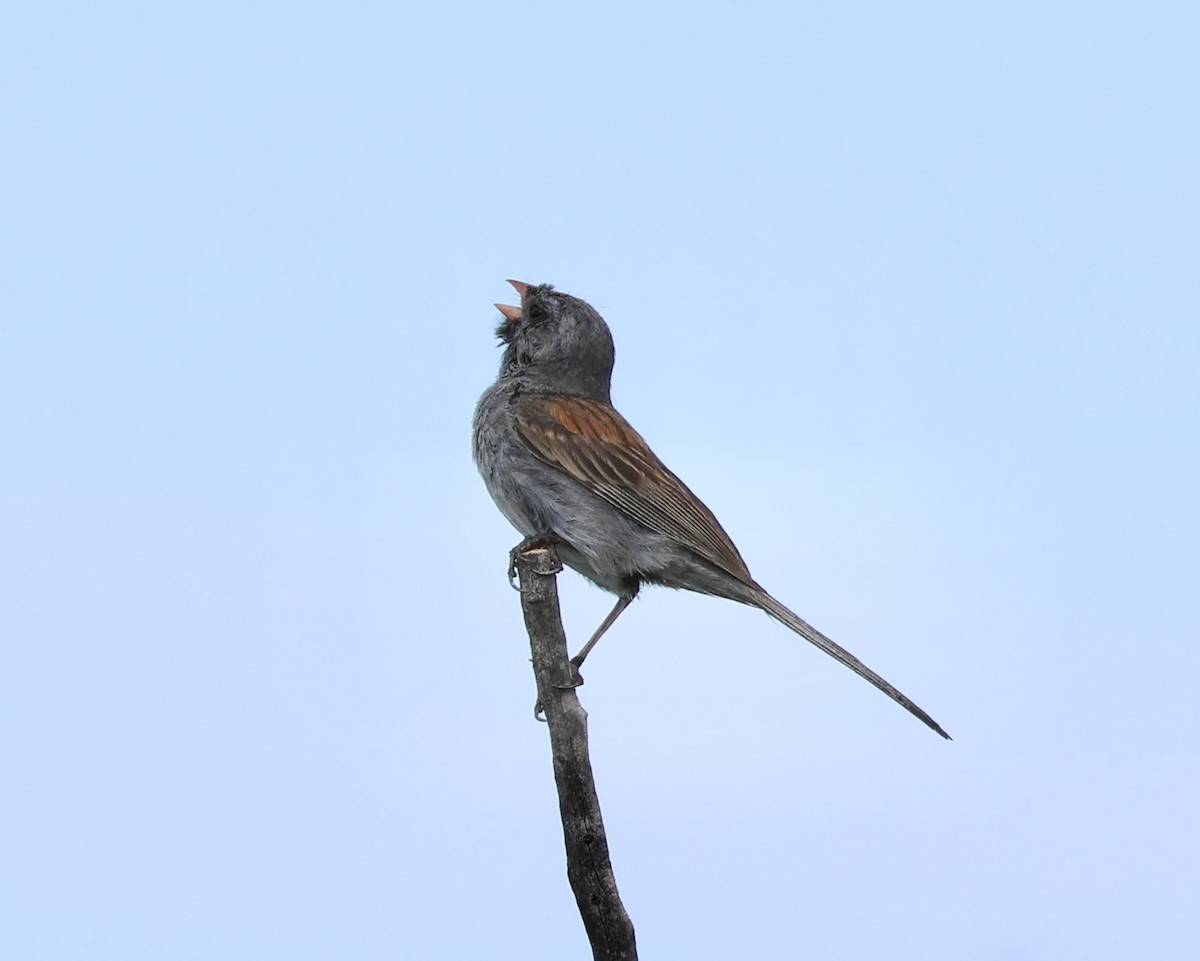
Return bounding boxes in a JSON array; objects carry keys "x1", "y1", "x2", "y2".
[{"x1": 473, "y1": 281, "x2": 949, "y2": 738}]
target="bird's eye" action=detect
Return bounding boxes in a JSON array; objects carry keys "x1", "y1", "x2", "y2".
[{"x1": 527, "y1": 303, "x2": 548, "y2": 321}]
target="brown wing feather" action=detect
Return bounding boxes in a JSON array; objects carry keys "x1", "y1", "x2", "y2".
[{"x1": 512, "y1": 393, "x2": 754, "y2": 583}]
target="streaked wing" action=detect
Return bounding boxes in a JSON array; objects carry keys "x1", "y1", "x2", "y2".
[{"x1": 512, "y1": 392, "x2": 753, "y2": 583}]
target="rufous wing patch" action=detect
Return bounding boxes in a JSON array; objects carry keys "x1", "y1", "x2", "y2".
[{"x1": 511, "y1": 392, "x2": 754, "y2": 583}]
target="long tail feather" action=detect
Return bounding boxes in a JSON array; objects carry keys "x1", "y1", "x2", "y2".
[{"x1": 753, "y1": 591, "x2": 950, "y2": 739}]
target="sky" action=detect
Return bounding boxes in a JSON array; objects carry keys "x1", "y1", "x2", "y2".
[{"x1": 2, "y1": 2, "x2": 1198, "y2": 958}]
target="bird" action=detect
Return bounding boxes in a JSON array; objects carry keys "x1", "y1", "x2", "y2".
[{"x1": 473, "y1": 280, "x2": 949, "y2": 738}]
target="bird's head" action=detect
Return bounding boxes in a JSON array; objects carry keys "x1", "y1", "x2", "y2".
[{"x1": 494, "y1": 280, "x2": 616, "y2": 401}]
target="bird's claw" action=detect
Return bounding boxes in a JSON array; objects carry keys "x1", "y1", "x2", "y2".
[
  {"x1": 508, "y1": 533, "x2": 560, "y2": 590},
  {"x1": 532, "y1": 665, "x2": 584, "y2": 720}
]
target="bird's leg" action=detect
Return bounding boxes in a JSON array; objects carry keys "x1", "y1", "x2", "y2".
[
  {"x1": 570, "y1": 583, "x2": 639, "y2": 670},
  {"x1": 533, "y1": 580, "x2": 639, "y2": 722},
  {"x1": 508, "y1": 533, "x2": 562, "y2": 590}
]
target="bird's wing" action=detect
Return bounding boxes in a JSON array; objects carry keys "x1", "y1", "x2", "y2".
[{"x1": 512, "y1": 392, "x2": 754, "y2": 583}]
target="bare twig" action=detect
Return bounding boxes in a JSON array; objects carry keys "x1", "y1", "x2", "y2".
[{"x1": 513, "y1": 545, "x2": 638, "y2": 961}]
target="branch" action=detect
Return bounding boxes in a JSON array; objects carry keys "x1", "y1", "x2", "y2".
[{"x1": 513, "y1": 545, "x2": 638, "y2": 961}]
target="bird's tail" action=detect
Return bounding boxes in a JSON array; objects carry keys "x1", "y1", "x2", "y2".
[{"x1": 752, "y1": 590, "x2": 950, "y2": 739}]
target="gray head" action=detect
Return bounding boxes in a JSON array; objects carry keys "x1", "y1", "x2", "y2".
[{"x1": 493, "y1": 281, "x2": 616, "y2": 402}]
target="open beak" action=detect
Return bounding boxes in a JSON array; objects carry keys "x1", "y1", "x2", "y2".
[{"x1": 495, "y1": 279, "x2": 530, "y2": 322}]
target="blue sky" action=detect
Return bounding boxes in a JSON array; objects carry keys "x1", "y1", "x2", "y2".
[{"x1": 3, "y1": 3, "x2": 1197, "y2": 958}]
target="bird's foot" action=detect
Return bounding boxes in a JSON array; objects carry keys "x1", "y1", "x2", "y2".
[
  {"x1": 532, "y1": 663, "x2": 584, "y2": 721},
  {"x1": 507, "y1": 533, "x2": 561, "y2": 590},
  {"x1": 507, "y1": 533, "x2": 562, "y2": 589}
]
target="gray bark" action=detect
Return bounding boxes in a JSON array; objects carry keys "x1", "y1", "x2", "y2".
[{"x1": 513, "y1": 545, "x2": 638, "y2": 961}]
